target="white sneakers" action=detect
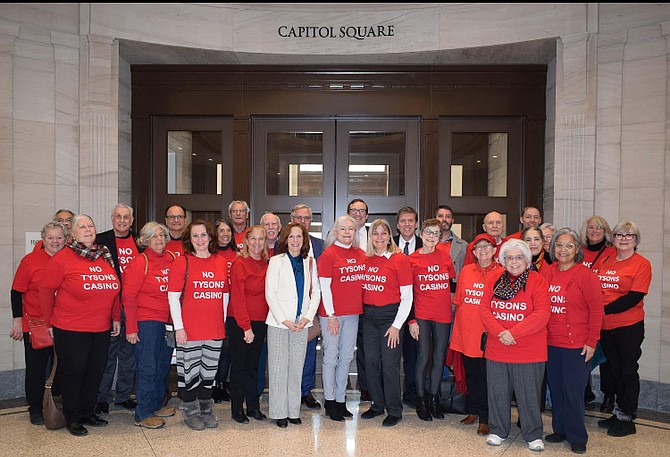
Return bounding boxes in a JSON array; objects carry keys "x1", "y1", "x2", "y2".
[
  {"x1": 528, "y1": 439, "x2": 545, "y2": 452},
  {"x1": 486, "y1": 434, "x2": 505, "y2": 446},
  {"x1": 486, "y1": 434, "x2": 544, "y2": 452}
]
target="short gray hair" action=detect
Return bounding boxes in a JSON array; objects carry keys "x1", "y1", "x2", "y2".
[
  {"x1": 548, "y1": 227, "x2": 584, "y2": 263},
  {"x1": 228, "y1": 200, "x2": 250, "y2": 214},
  {"x1": 138, "y1": 222, "x2": 170, "y2": 248},
  {"x1": 41, "y1": 221, "x2": 67, "y2": 240},
  {"x1": 111, "y1": 203, "x2": 134, "y2": 218},
  {"x1": 498, "y1": 239, "x2": 532, "y2": 267}
]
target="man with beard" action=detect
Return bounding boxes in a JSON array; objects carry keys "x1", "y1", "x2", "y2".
[{"x1": 435, "y1": 205, "x2": 468, "y2": 278}]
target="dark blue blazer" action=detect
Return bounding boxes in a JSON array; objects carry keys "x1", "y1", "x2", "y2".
[{"x1": 309, "y1": 235, "x2": 325, "y2": 259}]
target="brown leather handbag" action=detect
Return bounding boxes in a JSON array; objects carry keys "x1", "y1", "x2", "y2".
[{"x1": 43, "y1": 350, "x2": 66, "y2": 430}]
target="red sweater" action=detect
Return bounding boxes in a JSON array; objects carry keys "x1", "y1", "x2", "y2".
[
  {"x1": 541, "y1": 263, "x2": 603, "y2": 348},
  {"x1": 362, "y1": 253, "x2": 413, "y2": 306},
  {"x1": 593, "y1": 252, "x2": 652, "y2": 330},
  {"x1": 40, "y1": 247, "x2": 121, "y2": 332},
  {"x1": 479, "y1": 270, "x2": 550, "y2": 363},
  {"x1": 12, "y1": 248, "x2": 54, "y2": 332},
  {"x1": 408, "y1": 248, "x2": 456, "y2": 323},
  {"x1": 450, "y1": 261, "x2": 503, "y2": 357},
  {"x1": 168, "y1": 254, "x2": 228, "y2": 339},
  {"x1": 228, "y1": 255, "x2": 268, "y2": 331},
  {"x1": 122, "y1": 248, "x2": 175, "y2": 334},
  {"x1": 217, "y1": 247, "x2": 238, "y2": 282},
  {"x1": 317, "y1": 244, "x2": 366, "y2": 317}
]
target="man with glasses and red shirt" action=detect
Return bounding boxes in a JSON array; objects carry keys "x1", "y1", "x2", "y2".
[{"x1": 165, "y1": 205, "x2": 187, "y2": 256}]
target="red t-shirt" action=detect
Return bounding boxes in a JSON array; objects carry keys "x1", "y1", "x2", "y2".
[
  {"x1": 362, "y1": 253, "x2": 413, "y2": 306},
  {"x1": 217, "y1": 248, "x2": 238, "y2": 283},
  {"x1": 541, "y1": 263, "x2": 604, "y2": 348},
  {"x1": 592, "y1": 252, "x2": 652, "y2": 330},
  {"x1": 115, "y1": 235, "x2": 138, "y2": 275},
  {"x1": 166, "y1": 237, "x2": 183, "y2": 256},
  {"x1": 228, "y1": 255, "x2": 269, "y2": 331},
  {"x1": 168, "y1": 253, "x2": 228, "y2": 340},
  {"x1": 479, "y1": 270, "x2": 550, "y2": 363},
  {"x1": 450, "y1": 261, "x2": 503, "y2": 357},
  {"x1": 234, "y1": 228, "x2": 248, "y2": 251},
  {"x1": 582, "y1": 246, "x2": 615, "y2": 269},
  {"x1": 122, "y1": 248, "x2": 176, "y2": 334},
  {"x1": 408, "y1": 248, "x2": 456, "y2": 323},
  {"x1": 317, "y1": 244, "x2": 366, "y2": 317},
  {"x1": 40, "y1": 247, "x2": 121, "y2": 332},
  {"x1": 12, "y1": 248, "x2": 54, "y2": 332}
]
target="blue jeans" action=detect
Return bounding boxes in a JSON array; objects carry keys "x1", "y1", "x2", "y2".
[{"x1": 134, "y1": 320, "x2": 172, "y2": 421}]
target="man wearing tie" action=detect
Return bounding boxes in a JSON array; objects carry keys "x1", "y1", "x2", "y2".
[{"x1": 393, "y1": 206, "x2": 422, "y2": 408}]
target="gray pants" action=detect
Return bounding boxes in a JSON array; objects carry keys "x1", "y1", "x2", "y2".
[
  {"x1": 267, "y1": 325, "x2": 308, "y2": 420},
  {"x1": 486, "y1": 360, "x2": 544, "y2": 442}
]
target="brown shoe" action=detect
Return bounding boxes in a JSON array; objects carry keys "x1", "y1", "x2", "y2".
[
  {"x1": 135, "y1": 416, "x2": 165, "y2": 429},
  {"x1": 477, "y1": 423, "x2": 490, "y2": 435},
  {"x1": 154, "y1": 406, "x2": 176, "y2": 417},
  {"x1": 460, "y1": 414, "x2": 478, "y2": 425}
]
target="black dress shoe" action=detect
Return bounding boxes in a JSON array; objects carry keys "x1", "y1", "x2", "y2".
[
  {"x1": 276, "y1": 418, "x2": 288, "y2": 428},
  {"x1": 361, "y1": 408, "x2": 384, "y2": 419},
  {"x1": 382, "y1": 415, "x2": 401, "y2": 427},
  {"x1": 336, "y1": 401, "x2": 353, "y2": 418},
  {"x1": 571, "y1": 443, "x2": 587, "y2": 454},
  {"x1": 301, "y1": 394, "x2": 321, "y2": 410},
  {"x1": 248, "y1": 409, "x2": 267, "y2": 421},
  {"x1": 115, "y1": 399, "x2": 137, "y2": 410},
  {"x1": 288, "y1": 417, "x2": 302, "y2": 425},
  {"x1": 232, "y1": 410, "x2": 249, "y2": 424},
  {"x1": 600, "y1": 395, "x2": 615, "y2": 413},
  {"x1": 29, "y1": 412, "x2": 45, "y2": 425},
  {"x1": 68, "y1": 422, "x2": 89, "y2": 436},
  {"x1": 545, "y1": 433, "x2": 566, "y2": 443},
  {"x1": 94, "y1": 402, "x2": 109, "y2": 415},
  {"x1": 79, "y1": 414, "x2": 108, "y2": 427}
]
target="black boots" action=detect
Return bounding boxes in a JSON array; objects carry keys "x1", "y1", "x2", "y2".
[
  {"x1": 415, "y1": 395, "x2": 432, "y2": 421},
  {"x1": 325, "y1": 400, "x2": 344, "y2": 421},
  {"x1": 428, "y1": 393, "x2": 444, "y2": 419}
]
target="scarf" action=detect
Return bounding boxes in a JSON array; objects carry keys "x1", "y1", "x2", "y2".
[
  {"x1": 493, "y1": 269, "x2": 529, "y2": 300},
  {"x1": 69, "y1": 241, "x2": 115, "y2": 269}
]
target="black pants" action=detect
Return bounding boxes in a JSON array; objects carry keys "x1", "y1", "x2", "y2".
[
  {"x1": 463, "y1": 354, "x2": 488, "y2": 423},
  {"x1": 228, "y1": 317, "x2": 267, "y2": 414},
  {"x1": 402, "y1": 325, "x2": 419, "y2": 402},
  {"x1": 363, "y1": 304, "x2": 402, "y2": 417},
  {"x1": 356, "y1": 315, "x2": 367, "y2": 390},
  {"x1": 599, "y1": 321, "x2": 644, "y2": 417},
  {"x1": 215, "y1": 321, "x2": 231, "y2": 385},
  {"x1": 23, "y1": 334, "x2": 56, "y2": 414},
  {"x1": 415, "y1": 319, "x2": 450, "y2": 395},
  {"x1": 53, "y1": 327, "x2": 110, "y2": 426}
]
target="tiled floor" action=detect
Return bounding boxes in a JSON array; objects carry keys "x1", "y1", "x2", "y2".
[{"x1": 2, "y1": 391, "x2": 669, "y2": 457}]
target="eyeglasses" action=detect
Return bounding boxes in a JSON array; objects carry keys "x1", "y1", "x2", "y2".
[
  {"x1": 555, "y1": 242, "x2": 575, "y2": 249},
  {"x1": 166, "y1": 215, "x2": 185, "y2": 221},
  {"x1": 505, "y1": 255, "x2": 525, "y2": 263},
  {"x1": 587, "y1": 225, "x2": 604, "y2": 231},
  {"x1": 423, "y1": 229, "x2": 440, "y2": 237},
  {"x1": 474, "y1": 244, "x2": 493, "y2": 250},
  {"x1": 292, "y1": 215, "x2": 311, "y2": 222},
  {"x1": 349, "y1": 208, "x2": 367, "y2": 215},
  {"x1": 613, "y1": 233, "x2": 637, "y2": 240}
]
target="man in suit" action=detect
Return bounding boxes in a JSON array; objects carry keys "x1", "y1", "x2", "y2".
[
  {"x1": 291, "y1": 204, "x2": 325, "y2": 410},
  {"x1": 436, "y1": 205, "x2": 468, "y2": 278},
  {"x1": 95, "y1": 204, "x2": 139, "y2": 414},
  {"x1": 393, "y1": 206, "x2": 422, "y2": 408}
]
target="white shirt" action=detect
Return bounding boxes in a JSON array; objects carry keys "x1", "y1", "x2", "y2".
[{"x1": 398, "y1": 236, "x2": 416, "y2": 255}]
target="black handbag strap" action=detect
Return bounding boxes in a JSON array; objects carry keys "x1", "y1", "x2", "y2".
[{"x1": 45, "y1": 349, "x2": 57, "y2": 388}]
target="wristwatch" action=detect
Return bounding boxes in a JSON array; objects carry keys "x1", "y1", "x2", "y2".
[{"x1": 327, "y1": 313, "x2": 335, "y2": 319}]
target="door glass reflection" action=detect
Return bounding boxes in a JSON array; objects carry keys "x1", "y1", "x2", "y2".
[
  {"x1": 266, "y1": 132, "x2": 323, "y2": 196},
  {"x1": 167, "y1": 131, "x2": 222, "y2": 195},
  {"x1": 348, "y1": 131, "x2": 405, "y2": 196},
  {"x1": 451, "y1": 132, "x2": 507, "y2": 197}
]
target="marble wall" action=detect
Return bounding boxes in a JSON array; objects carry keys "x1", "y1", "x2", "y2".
[{"x1": 0, "y1": 3, "x2": 669, "y2": 411}]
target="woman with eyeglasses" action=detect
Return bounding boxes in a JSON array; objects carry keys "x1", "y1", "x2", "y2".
[
  {"x1": 539, "y1": 223, "x2": 555, "y2": 253},
  {"x1": 541, "y1": 228, "x2": 603, "y2": 454},
  {"x1": 479, "y1": 239, "x2": 550, "y2": 452},
  {"x1": 579, "y1": 215, "x2": 616, "y2": 412},
  {"x1": 592, "y1": 221, "x2": 651, "y2": 438},
  {"x1": 408, "y1": 218, "x2": 457, "y2": 422}
]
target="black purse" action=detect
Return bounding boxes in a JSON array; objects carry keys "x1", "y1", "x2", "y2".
[{"x1": 438, "y1": 366, "x2": 467, "y2": 414}]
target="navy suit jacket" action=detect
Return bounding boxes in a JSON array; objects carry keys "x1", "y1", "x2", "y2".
[{"x1": 309, "y1": 235, "x2": 325, "y2": 259}]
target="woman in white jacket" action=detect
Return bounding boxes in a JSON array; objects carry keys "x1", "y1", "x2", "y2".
[{"x1": 265, "y1": 222, "x2": 321, "y2": 428}]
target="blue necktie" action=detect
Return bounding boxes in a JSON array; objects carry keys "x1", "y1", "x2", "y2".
[{"x1": 403, "y1": 241, "x2": 409, "y2": 255}]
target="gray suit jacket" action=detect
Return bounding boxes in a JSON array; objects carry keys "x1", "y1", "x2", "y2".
[{"x1": 447, "y1": 233, "x2": 468, "y2": 278}]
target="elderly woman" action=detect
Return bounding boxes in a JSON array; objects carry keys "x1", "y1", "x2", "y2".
[
  {"x1": 318, "y1": 214, "x2": 366, "y2": 422},
  {"x1": 539, "y1": 223, "x2": 555, "y2": 253},
  {"x1": 10, "y1": 221, "x2": 67, "y2": 425},
  {"x1": 523, "y1": 226, "x2": 552, "y2": 272},
  {"x1": 212, "y1": 219, "x2": 239, "y2": 403},
  {"x1": 542, "y1": 228, "x2": 603, "y2": 454},
  {"x1": 480, "y1": 238, "x2": 550, "y2": 452},
  {"x1": 265, "y1": 222, "x2": 321, "y2": 428},
  {"x1": 580, "y1": 216, "x2": 615, "y2": 269},
  {"x1": 228, "y1": 225, "x2": 270, "y2": 424},
  {"x1": 593, "y1": 221, "x2": 651, "y2": 438},
  {"x1": 449, "y1": 233, "x2": 503, "y2": 436},
  {"x1": 408, "y1": 218, "x2": 457, "y2": 422},
  {"x1": 122, "y1": 222, "x2": 177, "y2": 429},
  {"x1": 168, "y1": 219, "x2": 229, "y2": 430},
  {"x1": 359, "y1": 219, "x2": 413, "y2": 427},
  {"x1": 39, "y1": 214, "x2": 121, "y2": 436}
]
